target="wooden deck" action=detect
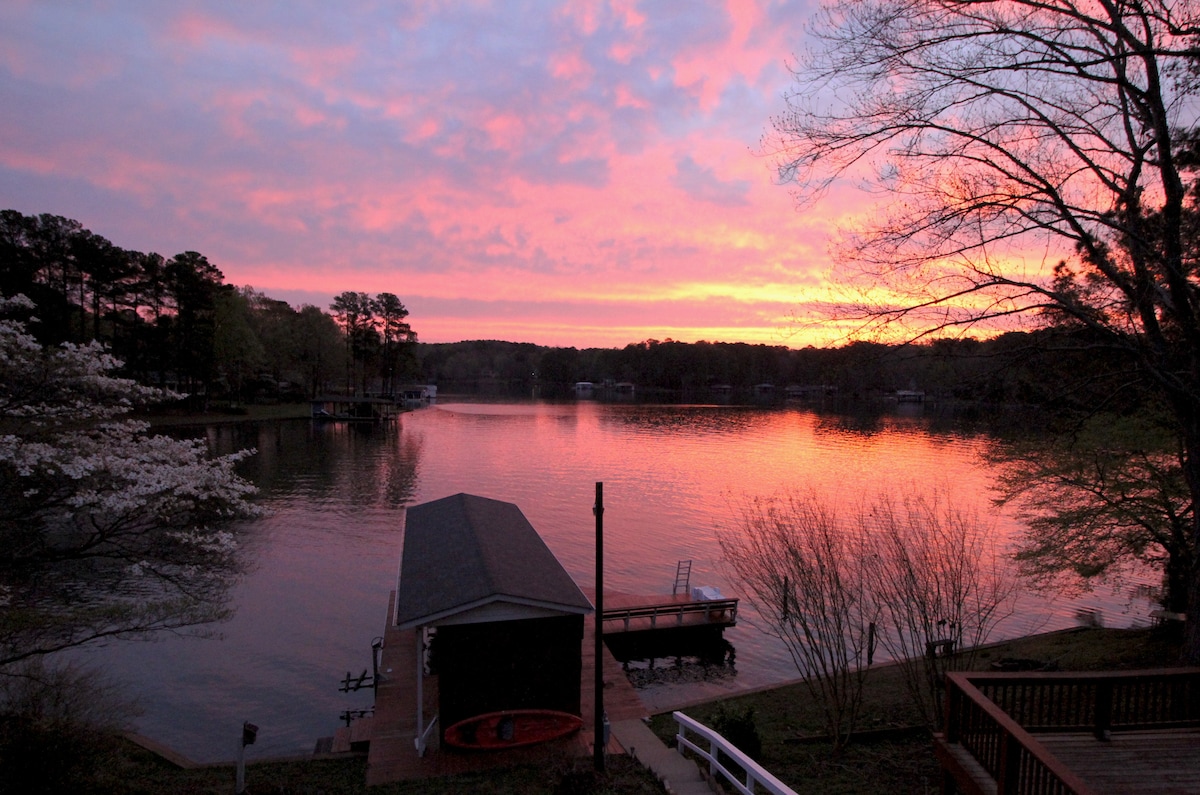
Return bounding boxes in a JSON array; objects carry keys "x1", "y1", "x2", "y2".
[
  {"x1": 1038, "y1": 728, "x2": 1200, "y2": 794},
  {"x1": 363, "y1": 592, "x2": 647, "y2": 787},
  {"x1": 937, "y1": 728, "x2": 1200, "y2": 795},
  {"x1": 937, "y1": 669, "x2": 1200, "y2": 795}
]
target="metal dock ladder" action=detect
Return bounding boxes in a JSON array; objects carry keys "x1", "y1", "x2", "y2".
[{"x1": 672, "y1": 559, "x2": 692, "y2": 596}]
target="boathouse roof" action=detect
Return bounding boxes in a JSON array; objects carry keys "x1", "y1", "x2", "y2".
[{"x1": 393, "y1": 493, "x2": 593, "y2": 630}]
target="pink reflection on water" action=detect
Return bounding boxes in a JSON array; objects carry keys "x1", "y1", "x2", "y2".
[{"x1": 84, "y1": 402, "x2": 1156, "y2": 763}]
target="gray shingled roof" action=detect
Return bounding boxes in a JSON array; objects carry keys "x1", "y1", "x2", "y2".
[{"x1": 394, "y1": 493, "x2": 593, "y2": 629}]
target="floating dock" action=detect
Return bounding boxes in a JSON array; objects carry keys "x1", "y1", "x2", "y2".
[{"x1": 600, "y1": 591, "x2": 738, "y2": 636}]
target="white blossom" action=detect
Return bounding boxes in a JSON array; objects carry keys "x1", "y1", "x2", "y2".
[{"x1": 1, "y1": 296, "x2": 260, "y2": 666}]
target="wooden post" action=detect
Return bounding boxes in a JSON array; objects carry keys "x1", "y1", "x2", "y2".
[
  {"x1": 1094, "y1": 680, "x2": 1113, "y2": 741},
  {"x1": 944, "y1": 677, "x2": 960, "y2": 743},
  {"x1": 371, "y1": 636, "x2": 383, "y2": 698},
  {"x1": 415, "y1": 628, "x2": 425, "y2": 755},
  {"x1": 998, "y1": 730, "x2": 1021, "y2": 795},
  {"x1": 594, "y1": 481, "x2": 605, "y2": 773}
]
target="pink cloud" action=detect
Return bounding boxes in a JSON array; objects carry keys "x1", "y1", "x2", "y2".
[
  {"x1": 557, "y1": 0, "x2": 605, "y2": 36},
  {"x1": 165, "y1": 10, "x2": 251, "y2": 49},
  {"x1": 482, "y1": 111, "x2": 530, "y2": 150},
  {"x1": 613, "y1": 83, "x2": 650, "y2": 109},
  {"x1": 0, "y1": 1, "x2": 876, "y2": 348},
  {"x1": 549, "y1": 50, "x2": 593, "y2": 82}
]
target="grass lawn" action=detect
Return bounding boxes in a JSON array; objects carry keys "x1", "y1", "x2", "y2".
[
  {"x1": 68, "y1": 740, "x2": 666, "y2": 795},
  {"x1": 646, "y1": 625, "x2": 1184, "y2": 795}
]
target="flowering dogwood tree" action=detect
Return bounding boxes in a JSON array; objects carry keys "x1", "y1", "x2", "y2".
[{"x1": 0, "y1": 295, "x2": 260, "y2": 667}]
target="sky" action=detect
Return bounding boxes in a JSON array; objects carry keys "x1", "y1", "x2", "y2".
[{"x1": 0, "y1": 1, "x2": 874, "y2": 349}]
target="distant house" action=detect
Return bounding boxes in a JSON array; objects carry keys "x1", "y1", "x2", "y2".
[{"x1": 393, "y1": 493, "x2": 593, "y2": 752}]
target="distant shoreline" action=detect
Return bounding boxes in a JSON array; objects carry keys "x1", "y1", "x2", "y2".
[{"x1": 139, "y1": 403, "x2": 313, "y2": 427}]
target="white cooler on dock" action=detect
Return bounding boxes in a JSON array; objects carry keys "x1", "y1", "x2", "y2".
[{"x1": 691, "y1": 585, "x2": 722, "y2": 601}]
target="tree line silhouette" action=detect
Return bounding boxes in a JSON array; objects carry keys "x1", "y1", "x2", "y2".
[
  {"x1": 0, "y1": 211, "x2": 418, "y2": 406},
  {"x1": 2, "y1": 209, "x2": 1111, "y2": 410}
]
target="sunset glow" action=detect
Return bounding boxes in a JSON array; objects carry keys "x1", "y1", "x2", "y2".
[{"x1": 0, "y1": 1, "x2": 914, "y2": 348}]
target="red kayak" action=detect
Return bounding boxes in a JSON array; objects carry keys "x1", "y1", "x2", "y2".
[{"x1": 443, "y1": 709, "x2": 583, "y2": 750}]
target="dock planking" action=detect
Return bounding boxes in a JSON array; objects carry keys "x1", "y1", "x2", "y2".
[{"x1": 599, "y1": 590, "x2": 738, "y2": 636}]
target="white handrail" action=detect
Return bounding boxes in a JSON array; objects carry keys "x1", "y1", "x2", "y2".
[{"x1": 672, "y1": 711, "x2": 798, "y2": 795}]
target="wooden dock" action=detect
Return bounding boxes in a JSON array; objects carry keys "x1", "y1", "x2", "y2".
[
  {"x1": 362, "y1": 592, "x2": 647, "y2": 787},
  {"x1": 600, "y1": 591, "x2": 738, "y2": 636}
]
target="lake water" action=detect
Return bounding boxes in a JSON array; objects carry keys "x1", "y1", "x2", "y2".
[{"x1": 74, "y1": 399, "x2": 1157, "y2": 763}]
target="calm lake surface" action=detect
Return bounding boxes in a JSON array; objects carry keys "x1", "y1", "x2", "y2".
[{"x1": 76, "y1": 399, "x2": 1156, "y2": 763}]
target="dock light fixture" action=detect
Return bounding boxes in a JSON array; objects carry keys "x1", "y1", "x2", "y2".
[{"x1": 242, "y1": 722, "x2": 258, "y2": 747}]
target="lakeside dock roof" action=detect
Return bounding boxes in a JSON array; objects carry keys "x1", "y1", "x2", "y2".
[{"x1": 393, "y1": 493, "x2": 593, "y2": 630}]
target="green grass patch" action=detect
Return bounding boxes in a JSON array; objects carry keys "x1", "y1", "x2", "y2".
[
  {"x1": 76, "y1": 743, "x2": 664, "y2": 795},
  {"x1": 647, "y1": 626, "x2": 1183, "y2": 795}
]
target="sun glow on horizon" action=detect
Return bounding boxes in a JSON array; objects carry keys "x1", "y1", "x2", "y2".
[{"x1": 0, "y1": 2, "x2": 1068, "y2": 351}]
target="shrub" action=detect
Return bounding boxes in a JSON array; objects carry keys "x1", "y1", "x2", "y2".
[{"x1": 0, "y1": 662, "x2": 137, "y2": 795}]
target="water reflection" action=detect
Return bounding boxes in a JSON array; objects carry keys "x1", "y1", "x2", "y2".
[
  {"x1": 613, "y1": 634, "x2": 738, "y2": 690},
  {"x1": 75, "y1": 419, "x2": 426, "y2": 763},
  {"x1": 203, "y1": 419, "x2": 425, "y2": 513},
  {"x1": 76, "y1": 400, "x2": 1157, "y2": 763},
  {"x1": 602, "y1": 404, "x2": 766, "y2": 436}
]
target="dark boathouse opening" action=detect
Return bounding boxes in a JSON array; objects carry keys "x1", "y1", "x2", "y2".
[{"x1": 433, "y1": 614, "x2": 584, "y2": 729}]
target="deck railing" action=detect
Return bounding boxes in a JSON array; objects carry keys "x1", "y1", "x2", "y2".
[
  {"x1": 971, "y1": 669, "x2": 1200, "y2": 736},
  {"x1": 601, "y1": 598, "x2": 738, "y2": 632},
  {"x1": 937, "y1": 668, "x2": 1200, "y2": 795},
  {"x1": 673, "y1": 711, "x2": 797, "y2": 795}
]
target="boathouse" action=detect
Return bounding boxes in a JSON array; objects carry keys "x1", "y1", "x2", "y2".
[{"x1": 393, "y1": 493, "x2": 593, "y2": 753}]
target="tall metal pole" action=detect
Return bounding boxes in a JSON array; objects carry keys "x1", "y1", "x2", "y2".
[
  {"x1": 236, "y1": 739, "x2": 245, "y2": 794},
  {"x1": 593, "y1": 481, "x2": 605, "y2": 773}
]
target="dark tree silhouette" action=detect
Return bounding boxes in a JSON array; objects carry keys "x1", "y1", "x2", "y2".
[{"x1": 766, "y1": 0, "x2": 1200, "y2": 660}]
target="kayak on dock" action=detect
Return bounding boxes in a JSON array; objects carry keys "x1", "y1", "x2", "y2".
[{"x1": 442, "y1": 709, "x2": 583, "y2": 750}]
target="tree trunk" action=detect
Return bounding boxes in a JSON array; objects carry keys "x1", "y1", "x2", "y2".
[
  {"x1": 1185, "y1": 554, "x2": 1200, "y2": 664},
  {"x1": 1179, "y1": 419, "x2": 1200, "y2": 664},
  {"x1": 1166, "y1": 553, "x2": 1191, "y2": 615}
]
